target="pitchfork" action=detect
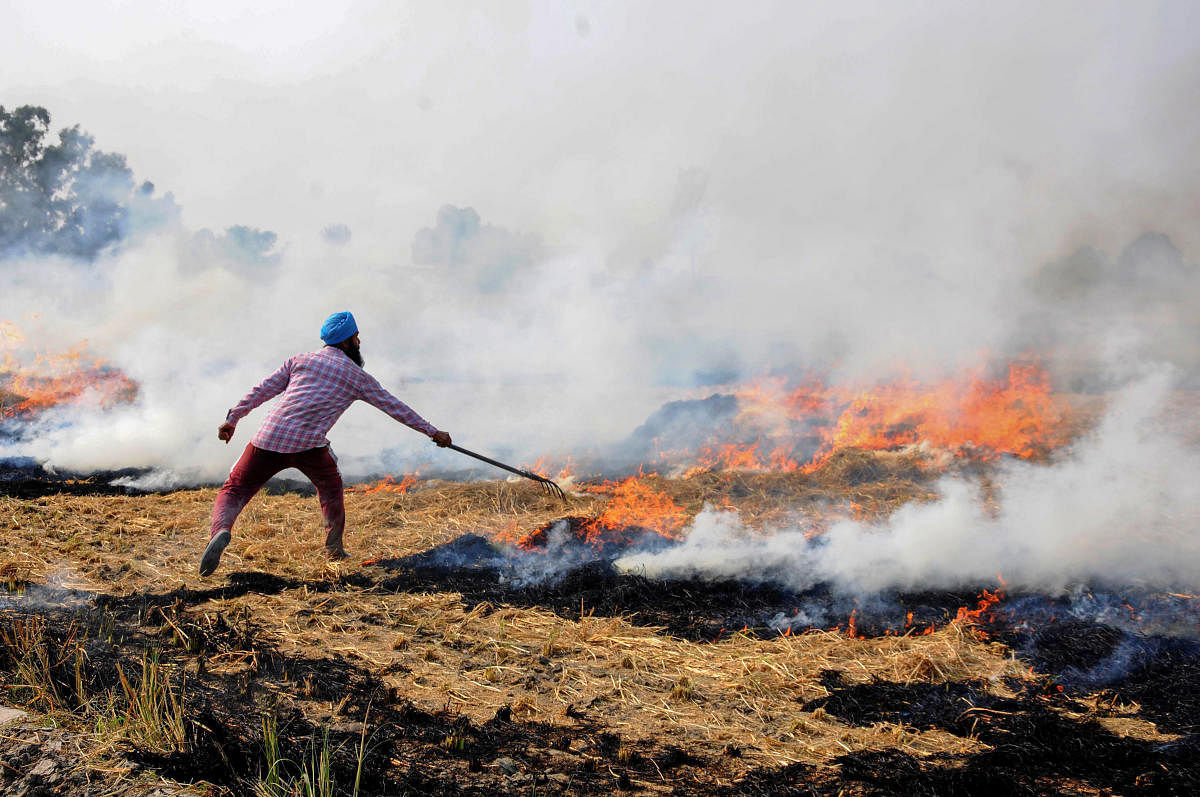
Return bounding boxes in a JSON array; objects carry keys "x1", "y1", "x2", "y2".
[{"x1": 446, "y1": 443, "x2": 568, "y2": 501}]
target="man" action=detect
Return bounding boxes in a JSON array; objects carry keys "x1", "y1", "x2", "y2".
[{"x1": 200, "y1": 311, "x2": 450, "y2": 577}]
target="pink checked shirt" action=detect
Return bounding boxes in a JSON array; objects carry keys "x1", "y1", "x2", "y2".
[{"x1": 226, "y1": 347, "x2": 438, "y2": 453}]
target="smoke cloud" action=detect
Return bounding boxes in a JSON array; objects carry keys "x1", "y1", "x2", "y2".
[{"x1": 1, "y1": 3, "x2": 1199, "y2": 485}]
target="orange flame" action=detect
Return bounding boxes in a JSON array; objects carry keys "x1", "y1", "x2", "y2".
[
  {"x1": 522, "y1": 455, "x2": 576, "y2": 482},
  {"x1": 506, "y1": 474, "x2": 689, "y2": 552},
  {"x1": 352, "y1": 472, "x2": 419, "y2": 495},
  {"x1": 580, "y1": 475, "x2": 687, "y2": 548},
  {"x1": 846, "y1": 609, "x2": 861, "y2": 639},
  {"x1": 678, "y1": 360, "x2": 1072, "y2": 476},
  {"x1": 1, "y1": 323, "x2": 138, "y2": 419},
  {"x1": 953, "y1": 581, "x2": 1006, "y2": 626},
  {"x1": 808, "y1": 362, "x2": 1068, "y2": 468}
]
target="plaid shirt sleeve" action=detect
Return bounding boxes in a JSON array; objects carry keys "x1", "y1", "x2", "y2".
[
  {"x1": 226, "y1": 360, "x2": 292, "y2": 426},
  {"x1": 357, "y1": 371, "x2": 438, "y2": 437}
]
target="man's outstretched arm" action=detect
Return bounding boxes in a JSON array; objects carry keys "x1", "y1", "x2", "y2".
[
  {"x1": 358, "y1": 373, "x2": 451, "y2": 446},
  {"x1": 217, "y1": 361, "x2": 292, "y2": 443}
]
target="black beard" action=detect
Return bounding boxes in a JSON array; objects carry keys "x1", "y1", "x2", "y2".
[{"x1": 338, "y1": 341, "x2": 364, "y2": 367}]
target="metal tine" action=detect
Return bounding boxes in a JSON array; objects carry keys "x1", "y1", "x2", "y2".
[
  {"x1": 522, "y1": 470, "x2": 567, "y2": 501},
  {"x1": 536, "y1": 476, "x2": 567, "y2": 501}
]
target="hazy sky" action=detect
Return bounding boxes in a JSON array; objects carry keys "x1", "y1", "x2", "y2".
[
  {"x1": 3, "y1": 1, "x2": 1199, "y2": 479},
  {"x1": 6, "y1": 2, "x2": 1198, "y2": 250}
]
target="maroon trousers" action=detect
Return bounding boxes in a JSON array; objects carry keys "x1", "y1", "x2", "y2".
[{"x1": 210, "y1": 443, "x2": 346, "y2": 554}]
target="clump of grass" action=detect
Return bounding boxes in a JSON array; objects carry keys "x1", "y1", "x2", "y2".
[
  {"x1": 257, "y1": 713, "x2": 287, "y2": 797},
  {"x1": 0, "y1": 560, "x2": 27, "y2": 594},
  {"x1": 441, "y1": 733, "x2": 468, "y2": 752},
  {"x1": 300, "y1": 728, "x2": 335, "y2": 797},
  {"x1": 256, "y1": 713, "x2": 373, "y2": 797},
  {"x1": 541, "y1": 628, "x2": 561, "y2": 658},
  {"x1": 109, "y1": 650, "x2": 189, "y2": 754},
  {"x1": 670, "y1": 676, "x2": 696, "y2": 702},
  {"x1": 352, "y1": 707, "x2": 372, "y2": 797},
  {"x1": 0, "y1": 615, "x2": 87, "y2": 712}
]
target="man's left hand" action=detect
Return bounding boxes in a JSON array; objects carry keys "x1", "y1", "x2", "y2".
[
  {"x1": 218, "y1": 422, "x2": 236, "y2": 443},
  {"x1": 432, "y1": 430, "x2": 451, "y2": 448}
]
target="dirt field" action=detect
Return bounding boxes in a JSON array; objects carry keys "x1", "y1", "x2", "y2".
[{"x1": 1, "y1": 458, "x2": 1197, "y2": 795}]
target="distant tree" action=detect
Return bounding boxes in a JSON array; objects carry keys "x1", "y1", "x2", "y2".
[
  {"x1": 412, "y1": 205, "x2": 540, "y2": 292},
  {"x1": 0, "y1": 104, "x2": 175, "y2": 261},
  {"x1": 321, "y1": 223, "x2": 351, "y2": 245},
  {"x1": 224, "y1": 225, "x2": 278, "y2": 261},
  {"x1": 179, "y1": 224, "x2": 281, "y2": 277}
]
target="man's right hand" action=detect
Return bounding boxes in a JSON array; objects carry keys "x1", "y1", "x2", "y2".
[
  {"x1": 218, "y1": 422, "x2": 236, "y2": 443},
  {"x1": 432, "y1": 430, "x2": 451, "y2": 448}
]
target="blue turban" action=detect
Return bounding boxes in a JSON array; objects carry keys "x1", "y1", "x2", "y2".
[{"x1": 320, "y1": 311, "x2": 358, "y2": 345}]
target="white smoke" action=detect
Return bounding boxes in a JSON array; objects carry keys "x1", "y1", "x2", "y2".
[
  {"x1": 618, "y1": 370, "x2": 1200, "y2": 593},
  {"x1": 1, "y1": 3, "x2": 1199, "y2": 482},
  {"x1": 0, "y1": 223, "x2": 675, "y2": 479}
]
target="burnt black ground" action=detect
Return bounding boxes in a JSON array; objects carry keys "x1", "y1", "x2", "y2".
[
  {"x1": 0, "y1": 468, "x2": 146, "y2": 497},
  {"x1": 364, "y1": 532, "x2": 987, "y2": 642},
  {"x1": 804, "y1": 679, "x2": 1200, "y2": 796},
  {"x1": 5, "y1": 530, "x2": 1200, "y2": 795}
]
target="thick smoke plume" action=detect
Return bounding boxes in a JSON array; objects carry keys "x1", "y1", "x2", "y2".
[{"x1": 2, "y1": 4, "x2": 1198, "y2": 493}]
